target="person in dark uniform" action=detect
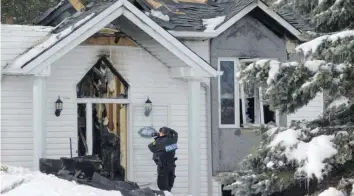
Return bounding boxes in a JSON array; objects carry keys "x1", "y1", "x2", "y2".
[{"x1": 148, "y1": 127, "x2": 178, "y2": 192}]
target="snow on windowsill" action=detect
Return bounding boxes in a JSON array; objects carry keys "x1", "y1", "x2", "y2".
[
  {"x1": 10, "y1": 13, "x2": 96, "y2": 70},
  {"x1": 203, "y1": 16, "x2": 225, "y2": 32}
]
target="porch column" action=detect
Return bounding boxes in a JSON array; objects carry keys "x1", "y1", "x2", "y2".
[
  {"x1": 33, "y1": 76, "x2": 47, "y2": 170},
  {"x1": 188, "y1": 79, "x2": 201, "y2": 196}
]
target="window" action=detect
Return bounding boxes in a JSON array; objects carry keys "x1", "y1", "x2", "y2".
[{"x1": 218, "y1": 58, "x2": 276, "y2": 128}]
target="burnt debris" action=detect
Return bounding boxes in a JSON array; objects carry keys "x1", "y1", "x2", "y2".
[{"x1": 39, "y1": 156, "x2": 166, "y2": 196}]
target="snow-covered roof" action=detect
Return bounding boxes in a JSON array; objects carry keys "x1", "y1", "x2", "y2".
[
  {"x1": 3, "y1": 0, "x2": 218, "y2": 78},
  {"x1": 1, "y1": 25, "x2": 54, "y2": 69}
]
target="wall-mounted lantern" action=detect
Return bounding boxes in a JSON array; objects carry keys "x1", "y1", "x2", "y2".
[
  {"x1": 144, "y1": 97, "x2": 152, "y2": 117},
  {"x1": 55, "y1": 96, "x2": 63, "y2": 117}
]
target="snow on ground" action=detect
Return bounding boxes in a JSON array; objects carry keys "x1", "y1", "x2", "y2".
[
  {"x1": 0, "y1": 165, "x2": 171, "y2": 196},
  {"x1": 268, "y1": 129, "x2": 338, "y2": 180},
  {"x1": 0, "y1": 166, "x2": 124, "y2": 196},
  {"x1": 318, "y1": 187, "x2": 345, "y2": 196},
  {"x1": 1, "y1": 166, "x2": 32, "y2": 193},
  {"x1": 202, "y1": 16, "x2": 225, "y2": 32}
]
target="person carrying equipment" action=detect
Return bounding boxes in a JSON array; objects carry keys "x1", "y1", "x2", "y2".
[{"x1": 148, "y1": 127, "x2": 178, "y2": 192}]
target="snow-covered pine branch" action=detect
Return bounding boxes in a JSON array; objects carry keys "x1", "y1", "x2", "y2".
[
  {"x1": 217, "y1": 120, "x2": 354, "y2": 196},
  {"x1": 218, "y1": 1, "x2": 354, "y2": 194},
  {"x1": 236, "y1": 58, "x2": 352, "y2": 114}
]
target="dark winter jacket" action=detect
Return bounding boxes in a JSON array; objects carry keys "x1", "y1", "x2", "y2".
[{"x1": 148, "y1": 128, "x2": 178, "y2": 167}]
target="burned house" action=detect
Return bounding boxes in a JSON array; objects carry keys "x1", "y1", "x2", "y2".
[{"x1": 1, "y1": 0, "x2": 324, "y2": 195}]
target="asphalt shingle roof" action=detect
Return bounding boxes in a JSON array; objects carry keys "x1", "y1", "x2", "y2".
[{"x1": 33, "y1": 0, "x2": 311, "y2": 35}]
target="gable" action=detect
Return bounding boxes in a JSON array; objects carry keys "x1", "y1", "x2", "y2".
[
  {"x1": 211, "y1": 15, "x2": 287, "y2": 64},
  {"x1": 219, "y1": 17, "x2": 283, "y2": 51},
  {"x1": 3, "y1": 0, "x2": 217, "y2": 78}
]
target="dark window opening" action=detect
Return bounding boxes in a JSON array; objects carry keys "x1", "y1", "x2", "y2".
[
  {"x1": 77, "y1": 55, "x2": 129, "y2": 99},
  {"x1": 221, "y1": 185, "x2": 233, "y2": 196},
  {"x1": 77, "y1": 104, "x2": 87, "y2": 156}
]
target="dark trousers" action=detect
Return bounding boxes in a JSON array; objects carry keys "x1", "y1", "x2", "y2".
[{"x1": 157, "y1": 165, "x2": 176, "y2": 192}]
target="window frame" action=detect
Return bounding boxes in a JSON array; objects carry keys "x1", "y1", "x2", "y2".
[
  {"x1": 218, "y1": 57, "x2": 278, "y2": 128},
  {"x1": 218, "y1": 57, "x2": 240, "y2": 128}
]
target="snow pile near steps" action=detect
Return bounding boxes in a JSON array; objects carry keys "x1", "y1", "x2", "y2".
[
  {"x1": 0, "y1": 165, "x2": 124, "y2": 196},
  {"x1": 0, "y1": 165, "x2": 170, "y2": 196}
]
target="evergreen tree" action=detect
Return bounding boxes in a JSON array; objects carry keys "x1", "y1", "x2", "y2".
[
  {"x1": 1, "y1": 0, "x2": 60, "y2": 24},
  {"x1": 217, "y1": 0, "x2": 354, "y2": 195}
]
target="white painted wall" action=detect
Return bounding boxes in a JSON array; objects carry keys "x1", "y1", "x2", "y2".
[
  {"x1": 287, "y1": 93, "x2": 324, "y2": 126},
  {"x1": 1, "y1": 25, "x2": 53, "y2": 69}
]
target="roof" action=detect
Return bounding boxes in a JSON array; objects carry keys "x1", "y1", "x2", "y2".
[
  {"x1": 33, "y1": 0, "x2": 311, "y2": 39},
  {"x1": 4, "y1": 0, "x2": 218, "y2": 78}
]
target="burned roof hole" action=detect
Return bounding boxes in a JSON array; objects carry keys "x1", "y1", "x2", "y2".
[{"x1": 76, "y1": 56, "x2": 129, "y2": 99}]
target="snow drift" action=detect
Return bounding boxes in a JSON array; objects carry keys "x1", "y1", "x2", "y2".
[{"x1": 0, "y1": 165, "x2": 170, "y2": 196}]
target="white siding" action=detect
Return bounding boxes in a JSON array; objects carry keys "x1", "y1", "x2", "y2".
[
  {"x1": 287, "y1": 93, "x2": 324, "y2": 125},
  {"x1": 1, "y1": 75, "x2": 34, "y2": 168},
  {"x1": 45, "y1": 44, "x2": 211, "y2": 196},
  {"x1": 1, "y1": 25, "x2": 53, "y2": 69},
  {"x1": 183, "y1": 40, "x2": 210, "y2": 62}
]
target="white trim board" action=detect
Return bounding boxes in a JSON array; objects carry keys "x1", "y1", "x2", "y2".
[
  {"x1": 4, "y1": 0, "x2": 217, "y2": 78},
  {"x1": 76, "y1": 98, "x2": 130, "y2": 104},
  {"x1": 169, "y1": 1, "x2": 304, "y2": 41}
]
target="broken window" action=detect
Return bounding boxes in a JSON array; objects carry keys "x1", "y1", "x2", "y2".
[
  {"x1": 239, "y1": 60, "x2": 275, "y2": 126},
  {"x1": 218, "y1": 58, "x2": 276, "y2": 128},
  {"x1": 77, "y1": 55, "x2": 129, "y2": 99},
  {"x1": 76, "y1": 55, "x2": 129, "y2": 180}
]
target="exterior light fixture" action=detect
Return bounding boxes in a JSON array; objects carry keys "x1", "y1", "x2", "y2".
[
  {"x1": 55, "y1": 96, "x2": 63, "y2": 117},
  {"x1": 144, "y1": 97, "x2": 152, "y2": 117}
]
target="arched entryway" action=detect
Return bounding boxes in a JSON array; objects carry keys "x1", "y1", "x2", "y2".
[{"x1": 76, "y1": 55, "x2": 129, "y2": 180}]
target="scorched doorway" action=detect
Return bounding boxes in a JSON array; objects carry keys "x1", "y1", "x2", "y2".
[{"x1": 76, "y1": 55, "x2": 130, "y2": 180}]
